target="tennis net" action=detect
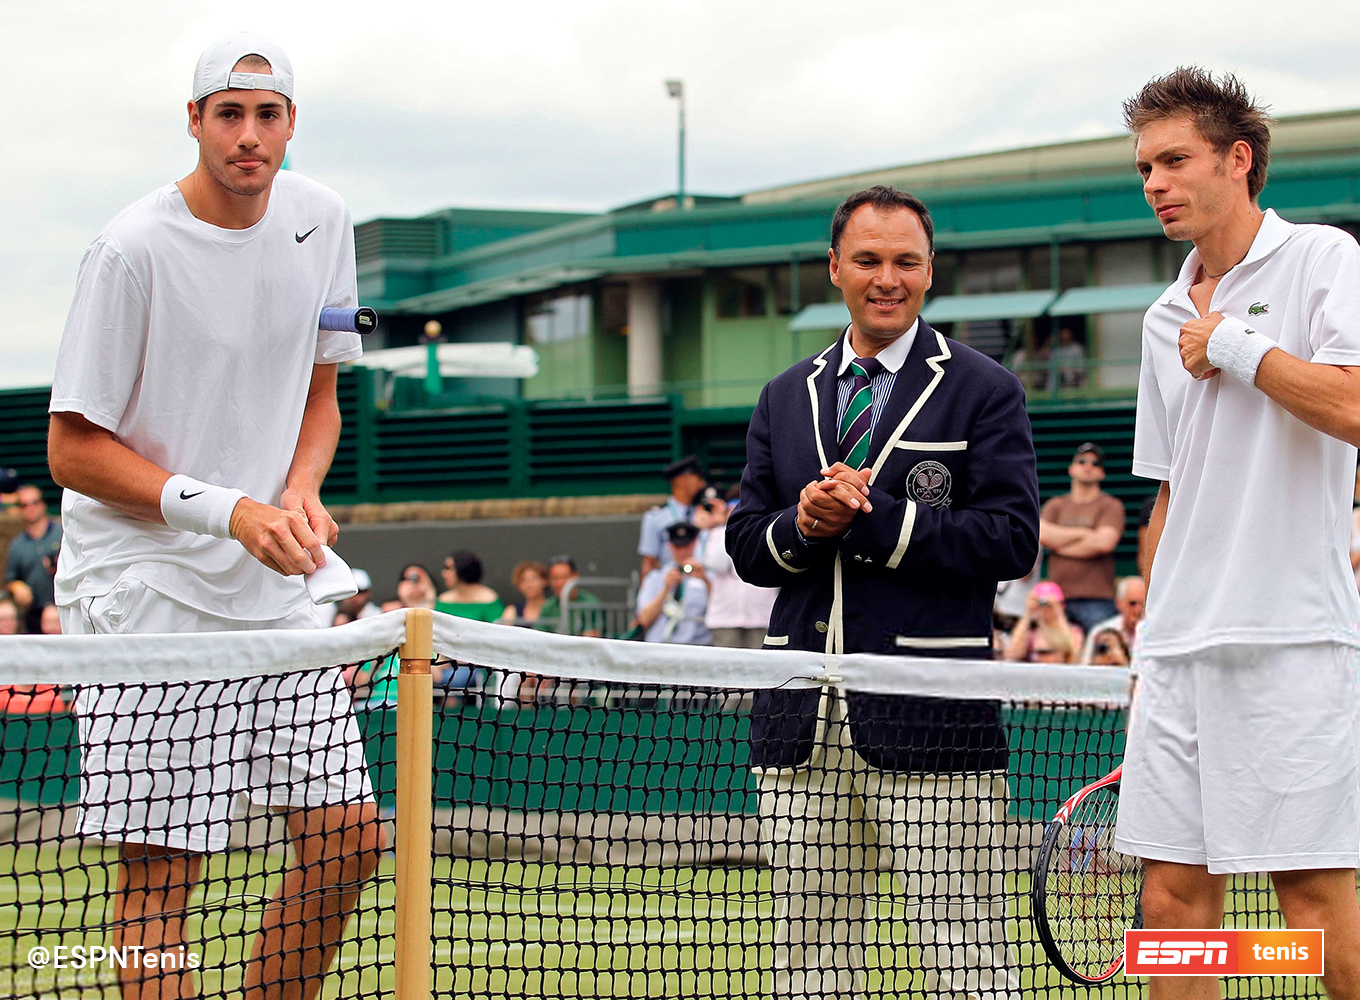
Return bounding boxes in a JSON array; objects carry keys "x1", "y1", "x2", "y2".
[{"x1": 0, "y1": 610, "x2": 1335, "y2": 999}]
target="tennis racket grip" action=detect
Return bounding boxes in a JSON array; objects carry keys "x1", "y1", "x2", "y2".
[{"x1": 320, "y1": 306, "x2": 378, "y2": 334}]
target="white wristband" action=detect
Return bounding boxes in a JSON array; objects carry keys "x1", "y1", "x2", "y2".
[
  {"x1": 160, "y1": 475, "x2": 248, "y2": 539},
  {"x1": 1205, "y1": 316, "x2": 1277, "y2": 385}
]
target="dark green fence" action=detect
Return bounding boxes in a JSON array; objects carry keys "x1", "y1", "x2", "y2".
[
  {"x1": 1, "y1": 702, "x2": 1124, "y2": 823},
  {"x1": 0, "y1": 387, "x2": 57, "y2": 500},
  {"x1": 0, "y1": 373, "x2": 1141, "y2": 540}
]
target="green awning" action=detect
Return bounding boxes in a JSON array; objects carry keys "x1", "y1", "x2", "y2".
[
  {"x1": 1048, "y1": 282, "x2": 1168, "y2": 316},
  {"x1": 921, "y1": 290, "x2": 1058, "y2": 324},
  {"x1": 789, "y1": 302, "x2": 851, "y2": 331}
]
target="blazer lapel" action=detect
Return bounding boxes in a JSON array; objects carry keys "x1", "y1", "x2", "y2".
[
  {"x1": 866, "y1": 321, "x2": 953, "y2": 484},
  {"x1": 804, "y1": 333, "x2": 844, "y2": 472}
]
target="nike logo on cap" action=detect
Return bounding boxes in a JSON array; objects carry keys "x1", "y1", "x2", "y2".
[
  {"x1": 179, "y1": 490, "x2": 204, "y2": 500},
  {"x1": 295, "y1": 226, "x2": 319, "y2": 243}
]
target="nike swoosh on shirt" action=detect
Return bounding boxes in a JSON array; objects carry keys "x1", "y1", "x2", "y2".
[
  {"x1": 179, "y1": 490, "x2": 204, "y2": 500},
  {"x1": 295, "y1": 226, "x2": 319, "y2": 243}
]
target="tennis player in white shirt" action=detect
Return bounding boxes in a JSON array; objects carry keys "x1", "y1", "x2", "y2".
[
  {"x1": 47, "y1": 33, "x2": 381, "y2": 1000},
  {"x1": 1115, "y1": 67, "x2": 1360, "y2": 1000}
]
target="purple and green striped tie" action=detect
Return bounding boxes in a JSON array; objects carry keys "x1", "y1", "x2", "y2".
[{"x1": 838, "y1": 356, "x2": 883, "y2": 469}]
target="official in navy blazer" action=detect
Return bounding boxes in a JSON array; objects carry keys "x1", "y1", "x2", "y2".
[{"x1": 726, "y1": 186, "x2": 1039, "y2": 1000}]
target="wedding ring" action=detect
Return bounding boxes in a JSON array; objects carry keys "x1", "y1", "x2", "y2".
[{"x1": 811, "y1": 518, "x2": 819, "y2": 531}]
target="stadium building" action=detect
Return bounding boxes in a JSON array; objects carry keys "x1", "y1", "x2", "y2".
[{"x1": 5, "y1": 108, "x2": 1359, "y2": 584}]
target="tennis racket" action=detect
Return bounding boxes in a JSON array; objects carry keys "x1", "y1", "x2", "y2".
[
  {"x1": 1030, "y1": 765, "x2": 1144, "y2": 984},
  {"x1": 319, "y1": 306, "x2": 378, "y2": 334}
]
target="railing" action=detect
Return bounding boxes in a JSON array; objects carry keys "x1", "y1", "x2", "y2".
[{"x1": 0, "y1": 357, "x2": 1143, "y2": 511}]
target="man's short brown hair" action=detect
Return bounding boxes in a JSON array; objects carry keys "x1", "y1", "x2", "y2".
[
  {"x1": 830, "y1": 185, "x2": 934, "y2": 256},
  {"x1": 1122, "y1": 67, "x2": 1273, "y2": 199}
]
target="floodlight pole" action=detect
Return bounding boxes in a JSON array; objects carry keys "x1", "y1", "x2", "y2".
[{"x1": 666, "y1": 79, "x2": 686, "y2": 209}]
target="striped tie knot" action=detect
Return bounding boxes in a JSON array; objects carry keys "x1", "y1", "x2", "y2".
[{"x1": 838, "y1": 356, "x2": 883, "y2": 469}]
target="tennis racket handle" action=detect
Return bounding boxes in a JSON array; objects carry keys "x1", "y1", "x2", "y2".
[
  {"x1": 319, "y1": 306, "x2": 378, "y2": 334},
  {"x1": 306, "y1": 545, "x2": 359, "y2": 604}
]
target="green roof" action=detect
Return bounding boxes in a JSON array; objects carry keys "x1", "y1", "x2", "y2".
[
  {"x1": 921, "y1": 290, "x2": 1057, "y2": 324},
  {"x1": 1049, "y1": 282, "x2": 1168, "y2": 315},
  {"x1": 356, "y1": 109, "x2": 1360, "y2": 317},
  {"x1": 789, "y1": 303, "x2": 851, "y2": 331}
]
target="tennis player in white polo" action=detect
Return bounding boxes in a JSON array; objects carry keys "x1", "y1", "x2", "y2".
[
  {"x1": 1114, "y1": 68, "x2": 1360, "y2": 999},
  {"x1": 47, "y1": 33, "x2": 382, "y2": 1000}
]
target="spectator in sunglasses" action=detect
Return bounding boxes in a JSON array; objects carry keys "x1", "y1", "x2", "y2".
[{"x1": 1038, "y1": 442, "x2": 1127, "y2": 635}]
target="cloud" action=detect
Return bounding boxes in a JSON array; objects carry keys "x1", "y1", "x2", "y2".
[{"x1": 4, "y1": 0, "x2": 1360, "y2": 388}]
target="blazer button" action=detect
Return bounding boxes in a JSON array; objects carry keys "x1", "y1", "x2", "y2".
[{"x1": 815, "y1": 621, "x2": 829, "y2": 633}]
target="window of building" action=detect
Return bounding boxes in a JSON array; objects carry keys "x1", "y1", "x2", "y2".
[
  {"x1": 713, "y1": 268, "x2": 769, "y2": 318},
  {"x1": 1023, "y1": 245, "x2": 1090, "y2": 290},
  {"x1": 930, "y1": 253, "x2": 959, "y2": 296},
  {"x1": 525, "y1": 290, "x2": 592, "y2": 344},
  {"x1": 958, "y1": 249, "x2": 1024, "y2": 294},
  {"x1": 773, "y1": 261, "x2": 838, "y2": 315},
  {"x1": 600, "y1": 283, "x2": 628, "y2": 336}
]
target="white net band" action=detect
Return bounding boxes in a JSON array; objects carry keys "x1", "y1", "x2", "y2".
[{"x1": 0, "y1": 609, "x2": 1130, "y2": 705}]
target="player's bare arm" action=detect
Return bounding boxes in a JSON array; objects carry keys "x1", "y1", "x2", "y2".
[
  {"x1": 49, "y1": 409, "x2": 326, "y2": 579},
  {"x1": 1254, "y1": 353, "x2": 1360, "y2": 447},
  {"x1": 1181, "y1": 310, "x2": 1360, "y2": 445},
  {"x1": 1140, "y1": 481, "x2": 1169, "y2": 584},
  {"x1": 284, "y1": 362, "x2": 342, "y2": 546},
  {"x1": 231, "y1": 363, "x2": 342, "y2": 576},
  {"x1": 48, "y1": 411, "x2": 173, "y2": 523}
]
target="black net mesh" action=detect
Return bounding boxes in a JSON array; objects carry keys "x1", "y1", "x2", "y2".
[
  {"x1": 414, "y1": 674, "x2": 1325, "y2": 1000},
  {"x1": 0, "y1": 657, "x2": 392, "y2": 1000},
  {"x1": 0, "y1": 653, "x2": 1337, "y2": 999}
]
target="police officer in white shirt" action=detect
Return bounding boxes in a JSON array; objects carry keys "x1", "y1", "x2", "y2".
[{"x1": 637, "y1": 455, "x2": 707, "y2": 575}]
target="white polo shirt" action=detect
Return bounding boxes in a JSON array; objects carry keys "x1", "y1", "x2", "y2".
[
  {"x1": 1133, "y1": 209, "x2": 1360, "y2": 657},
  {"x1": 50, "y1": 172, "x2": 362, "y2": 621}
]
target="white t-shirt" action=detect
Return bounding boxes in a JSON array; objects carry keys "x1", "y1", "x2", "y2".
[
  {"x1": 1133, "y1": 209, "x2": 1360, "y2": 656},
  {"x1": 700, "y1": 523, "x2": 778, "y2": 630},
  {"x1": 50, "y1": 172, "x2": 362, "y2": 620}
]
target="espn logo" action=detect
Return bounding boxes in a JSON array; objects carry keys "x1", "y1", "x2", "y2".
[
  {"x1": 1125, "y1": 929, "x2": 1323, "y2": 976},
  {"x1": 1129, "y1": 936, "x2": 1229, "y2": 971}
]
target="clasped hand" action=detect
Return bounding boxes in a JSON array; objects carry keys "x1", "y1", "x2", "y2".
[
  {"x1": 228, "y1": 487, "x2": 338, "y2": 576},
  {"x1": 796, "y1": 462, "x2": 873, "y2": 539},
  {"x1": 1180, "y1": 311, "x2": 1223, "y2": 380}
]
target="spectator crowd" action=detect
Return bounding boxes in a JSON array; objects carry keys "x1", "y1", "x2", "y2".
[{"x1": 3, "y1": 442, "x2": 1195, "y2": 715}]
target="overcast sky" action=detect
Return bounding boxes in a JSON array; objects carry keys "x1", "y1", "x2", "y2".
[{"x1": 4, "y1": 0, "x2": 1359, "y2": 389}]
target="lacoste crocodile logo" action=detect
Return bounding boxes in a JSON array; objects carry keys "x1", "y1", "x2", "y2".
[{"x1": 1248, "y1": 302, "x2": 1269, "y2": 316}]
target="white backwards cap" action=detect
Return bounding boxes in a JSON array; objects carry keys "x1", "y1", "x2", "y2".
[{"x1": 192, "y1": 32, "x2": 294, "y2": 102}]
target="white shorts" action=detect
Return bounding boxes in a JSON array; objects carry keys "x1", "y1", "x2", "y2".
[
  {"x1": 61, "y1": 575, "x2": 374, "y2": 853},
  {"x1": 1114, "y1": 643, "x2": 1360, "y2": 874}
]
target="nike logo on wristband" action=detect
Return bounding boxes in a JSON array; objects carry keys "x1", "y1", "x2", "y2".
[
  {"x1": 295, "y1": 226, "x2": 319, "y2": 243},
  {"x1": 180, "y1": 490, "x2": 204, "y2": 500}
]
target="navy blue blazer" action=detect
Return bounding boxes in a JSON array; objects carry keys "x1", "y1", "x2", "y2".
[{"x1": 727, "y1": 323, "x2": 1040, "y2": 772}]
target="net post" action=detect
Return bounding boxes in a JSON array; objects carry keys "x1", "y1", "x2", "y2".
[{"x1": 395, "y1": 608, "x2": 433, "y2": 1000}]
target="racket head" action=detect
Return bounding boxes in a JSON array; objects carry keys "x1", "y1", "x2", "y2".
[{"x1": 1031, "y1": 769, "x2": 1143, "y2": 985}]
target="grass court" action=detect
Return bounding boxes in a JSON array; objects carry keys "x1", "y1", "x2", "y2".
[{"x1": 0, "y1": 843, "x2": 1322, "y2": 999}]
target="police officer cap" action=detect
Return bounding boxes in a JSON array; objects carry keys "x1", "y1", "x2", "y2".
[
  {"x1": 662, "y1": 455, "x2": 704, "y2": 480},
  {"x1": 666, "y1": 521, "x2": 700, "y2": 545}
]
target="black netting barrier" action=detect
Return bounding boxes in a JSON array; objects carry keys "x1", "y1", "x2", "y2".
[
  {"x1": 0, "y1": 640, "x2": 1336, "y2": 999},
  {"x1": 0, "y1": 657, "x2": 393, "y2": 1000}
]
